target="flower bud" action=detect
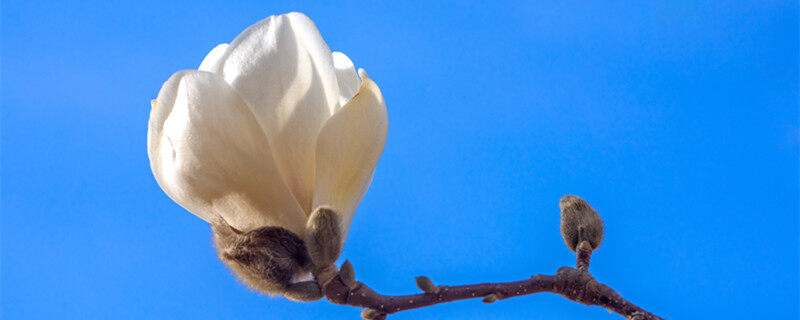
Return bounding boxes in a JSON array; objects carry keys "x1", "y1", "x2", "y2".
[{"x1": 559, "y1": 195, "x2": 604, "y2": 252}]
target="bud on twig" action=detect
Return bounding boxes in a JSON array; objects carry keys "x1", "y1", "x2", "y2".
[
  {"x1": 361, "y1": 309, "x2": 386, "y2": 320},
  {"x1": 559, "y1": 195, "x2": 604, "y2": 252},
  {"x1": 415, "y1": 276, "x2": 439, "y2": 294},
  {"x1": 482, "y1": 293, "x2": 499, "y2": 303},
  {"x1": 340, "y1": 260, "x2": 357, "y2": 289}
]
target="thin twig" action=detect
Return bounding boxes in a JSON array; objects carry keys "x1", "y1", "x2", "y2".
[{"x1": 319, "y1": 249, "x2": 664, "y2": 320}]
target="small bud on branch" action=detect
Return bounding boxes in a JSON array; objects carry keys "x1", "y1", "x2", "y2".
[
  {"x1": 482, "y1": 293, "x2": 499, "y2": 303},
  {"x1": 415, "y1": 276, "x2": 439, "y2": 294},
  {"x1": 559, "y1": 195, "x2": 604, "y2": 252}
]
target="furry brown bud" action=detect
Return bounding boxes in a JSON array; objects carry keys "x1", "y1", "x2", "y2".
[
  {"x1": 559, "y1": 195, "x2": 604, "y2": 252},
  {"x1": 211, "y1": 218, "x2": 321, "y2": 301},
  {"x1": 305, "y1": 206, "x2": 343, "y2": 268}
]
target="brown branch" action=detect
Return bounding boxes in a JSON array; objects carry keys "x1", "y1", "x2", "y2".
[
  {"x1": 310, "y1": 195, "x2": 662, "y2": 319},
  {"x1": 319, "y1": 252, "x2": 664, "y2": 320}
]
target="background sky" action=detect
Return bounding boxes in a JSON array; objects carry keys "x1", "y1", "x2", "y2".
[{"x1": 2, "y1": 1, "x2": 798, "y2": 319}]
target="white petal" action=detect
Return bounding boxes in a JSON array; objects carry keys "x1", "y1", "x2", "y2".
[
  {"x1": 312, "y1": 70, "x2": 387, "y2": 242},
  {"x1": 198, "y1": 43, "x2": 229, "y2": 72},
  {"x1": 211, "y1": 12, "x2": 340, "y2": 214},
  {"x1": 332, "y1": 51, "x2": 361, "y2": 109},
  {"x1": 148, "y1": 70, "x2": 307, "y2": 234}
]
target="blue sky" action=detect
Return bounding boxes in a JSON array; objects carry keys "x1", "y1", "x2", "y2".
[{"x1": 2, "y1": 1, "x2": 798, "y2": 319}]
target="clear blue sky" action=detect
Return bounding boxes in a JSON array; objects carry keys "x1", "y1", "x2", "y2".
[{"x1": 2, "y1": 1, "x2": 798, "y2": 319}]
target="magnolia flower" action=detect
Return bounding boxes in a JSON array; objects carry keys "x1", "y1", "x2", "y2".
[{"x1": 148, "y1": 12, "x2": 387, "y2": 261}]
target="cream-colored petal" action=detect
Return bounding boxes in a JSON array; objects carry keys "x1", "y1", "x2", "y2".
[
  {"x1": 198, "y1": 43, "x2": 229, "y2": 72},
  {"x1": 332, "y1": 51, "x2": 361, "y2": 110},
  {"x1": 312, "y1": 69, "x2": 387, "y2": 242},
  {"x1": 148, "y1": 70, "x2": 307, "y2": 234},
  {"x1": 211, "y1": 12, "x2": 340, "y2": 214}
]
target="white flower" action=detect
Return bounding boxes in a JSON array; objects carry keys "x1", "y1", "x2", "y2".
[{"x1": 147, "y1": 12, "x2": 387, "y2": 245}]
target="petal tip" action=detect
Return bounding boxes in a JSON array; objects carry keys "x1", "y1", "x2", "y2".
[
  {"x1": 198, "y1": 43, "x2": 230, "y2": 72},
  {"x1": 358, "y1": 68, "x2": 369, "y2": 80},
  {"x1": 284, "y1": 11, "x2": 313, "y2": 23}
]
